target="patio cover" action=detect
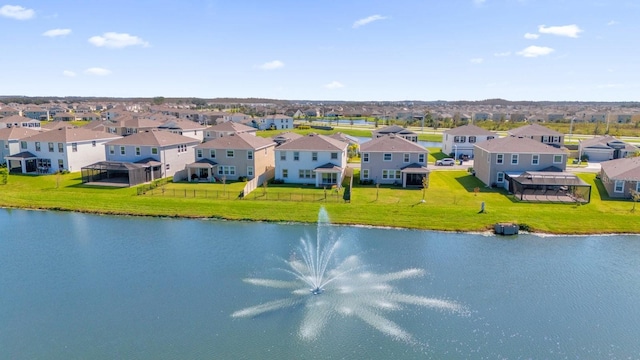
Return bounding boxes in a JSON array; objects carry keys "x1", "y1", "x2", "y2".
[
  {"x1": 400, "y1": 163, "x2": 430, "y2": 173},
  {"x1": 314, "y1": 163, "x2": 343, "y2": 173}
]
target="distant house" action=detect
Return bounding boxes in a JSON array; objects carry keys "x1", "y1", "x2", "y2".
[
  {"x1": 22, "y1": 106, "x2": 49, "y2": 120},
  {"x1": 508, "y1": 123, "x2": 564, "y2": 148},
  {"x1": 5, "y1": 127, "x2": 121, "y2": 174},
  {"x1": 372, "y1": 125, "x2": 418, "y2": 142},
  {"x1": 360, "y1": 134, "x2": 429, "y2": 187},
  {"x1": 473, "y1": 136, "x2": 568, "y2": 189},
  {"x1": 253, "y1": 114, "x2": 294, "y2": 130},
  {"x1": 272, "y1": 131, "x2": 303, "y2": 146},
  {"x1": 204, "y1": 121, "x2": 257, "y2": 141},
  {"x1": 441, "y1": 124, "x2": 496, "y2": 159},
  {"x1": 53, "y1": 113, "x2": 76, "y2": 122},
  {"x1": 599, "y1": 157, "x2": 640, "y2": 199},
  {"x1": 0, "y1": 106, "x2": 20, "y2": 118},
  {"x1": 578, "y1": 136, "x2": 638, "y2": 162},
  {"x1": 157, "y1": 119, "x2": 207, "y2": 142},
  {"x1": 0, "y1": 115, "x2": 41, "y2": 129},
  {"x1": 186, "y1": 132, "x2": 276, "y2": 182},
  {"x1": 275, "y1": 133, "x2": 348, "y2": 187}
]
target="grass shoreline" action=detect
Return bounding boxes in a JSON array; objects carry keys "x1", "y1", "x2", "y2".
[{"x1": 1, "y1": 170, "x2": 639, "y2": 235}]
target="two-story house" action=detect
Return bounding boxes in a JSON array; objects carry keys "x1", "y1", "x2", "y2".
[
  {"x1": 360, "y1": 134, "x2": 429, "y2": 187},
  {"x1": 158, "y1": 119, "x2": 207, "y2": 142},
  {"x1": 371, "y1": 125, "x2": 418, "y2": 142},
  {"x1": 275, "y1": 133, "x2": 348, "y2": 187},
  {"x1": 508, "y1": 123, "x2": 565, "y2": 148},
  {"x1": 204, "y1": 121, "x2": 257, "y2": 141},
  {"x1": 5, "y1": 127, "x2": 121, "y2": 174},
  {"x1": 0, "y1": 127, "x2": 41, "y2": 166},
  {"x1": 102, "y1": 130, "x2": 199, "y2": 179},
  {"x1": 473, "y1": 136, "x2": 568, "y2": 189},
  {"x1": 253, "y1": 115, "x2": 294, "y2": 130},
  {"x1": 186, "y1": 132, "x2": 276, "y2": 182},
  {"x1": 0, "y1": 115, "x2": 41, "y2": 129},
  {"x1": 441, "y1": 124, "x2": 497, "y2": 159}
]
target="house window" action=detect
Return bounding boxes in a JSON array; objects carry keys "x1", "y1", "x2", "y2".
[
  {"x1": 280, "y1": 152, "x2": 286, "y2": 161},
  {"x1": 293, "y1": 151, "x2": 299, "y2": 161},
  {"x1": 496, "y1": 154, "x2": 504, "y2": 164},
  {"x1": 226, "y1": 150, "x2": 234, "y2": 158},
  {"x1": 542, "y1": 135, "x2": 550, "y2": 143},
  {"x1": 419, "y1": 154, "x2": 425, "y2": 163},
  {"x1": 58, "y1": 143, "x2": 64, "y2": 153},
  {"x1": 553, "y1": 154, "x2": 563, "y2": 164},
  {"x1": 109, "y1": 145, "x2": 115, "y2": 155},
  {"x1": 120, "y1": 146, "x2": 126, "y2": 155},
  {"x1": 614, "y1": 180, "x2": 624, "y2": 193},
  {"x1": 454, "y1": 136, "x2": 466, "y2": 143},
  {"x1": 532, "y1": 154, "x2": 539, "y2": 165},
  {"x1": 58, "y1": 159, "x2": 64, "y2": 170},
  {"x1": 92, "y1": 141, "x2": 96, "y2": 147},
  {"x1": 331, "y1": 152, "x2": 338, "y2": 160},
  {"x1": 20, "y1": 141, "x2": 27, "y2": 150},
  {"x1": 151, "y1": 147, "x2": 158, "y2": 155},
  {"x1": 299, "y1": 169, "x2": 314, "y2": 179},
  {"x1": 383, "y1": 153, "x2": 392, "y2": 161},
  {"x1": 247, "y1": 150, "x2": 253, "y2": 160},
  {"x1": 362, "y1": 169, "x2": 369, "y2": 179},
  {"x1": 382, "y1": 170, "x2": 401, "y2": 180},
  {"x1": 72, "y1": 143, "x2": 78, "y2": 152},
  {"x1": 282, "y1": 169, "x2": 288, "y2": 178},
  {"x1": 403, "y1": 153, "x2": 410, "y2": 163},
  {"x1": 312, "y1": 152, "x2": 318, "y2": 161},
  {"x1": 497, "y1": 172, "x2": 505, "y2": 183},
  {"x1": 35, "y1": 142, "x2": 41, "y2": 151},
  {"x1": 166, "y1": 164, "x2": 171, "y2": 171},
  {"x1": 363, "y1": 153, "x2": 369, "y2": 163},
  {"x1": 247, "y1": 166, "x2": 254, "y2": 177},
  {"x1": 218, "y1": 165, "x2": 236, "y2": 176},
  {"x1": 511, "y1": 154, "x2": 518, "y2": 165},
  {"x1": 197, "y1": 149, "x2": 203, "y2": 158},
  {"x1": 487, "y1": 136, "x2": 495, "y2": 140},
  {"x1": 469, "y1": 136, "x2": 477, "y2": 143},
  {"x1": 636, "y1": 181, "x2": 640, "y2": 193}
]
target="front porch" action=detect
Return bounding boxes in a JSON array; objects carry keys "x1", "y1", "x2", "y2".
[
  {"x1": 185, "y1": 159, "x2": 218, "y2": 182},
  {"x1": 314, "y1": 163, "x2": 344, "y2": 187}
]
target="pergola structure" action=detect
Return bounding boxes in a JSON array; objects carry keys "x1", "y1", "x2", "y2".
[{"x1": 507, "y1": 171, "x2": 591, "y2": 203}]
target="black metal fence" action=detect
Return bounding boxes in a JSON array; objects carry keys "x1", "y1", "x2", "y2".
[{"x1": 138, "y1": 186, "x2": 345, "y2": 202}]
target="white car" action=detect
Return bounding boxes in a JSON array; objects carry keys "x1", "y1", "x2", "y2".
[{"x1": 435, "y1": 158, "x2": 455, "y2": 166}]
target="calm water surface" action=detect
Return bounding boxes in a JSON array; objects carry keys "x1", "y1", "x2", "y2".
[{"x1": 1, "y1": 209, "x2": 639, "y2": 359}]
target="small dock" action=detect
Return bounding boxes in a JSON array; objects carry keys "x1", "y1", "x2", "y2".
[{"x1": 494, "y1": 223, "x2": 519, "y2": 236}]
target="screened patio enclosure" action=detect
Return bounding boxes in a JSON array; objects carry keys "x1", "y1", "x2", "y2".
[
  {"x1": 507, "y1": 171, "x2": 591, "y2": 203},
  {"x1": 81, "y1": 161, "x2": 153, "y2": 187}
]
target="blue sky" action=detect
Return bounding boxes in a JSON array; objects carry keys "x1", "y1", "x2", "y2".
[{"x1": 1, "y1": 0, "x2": 638, "y2": 101}]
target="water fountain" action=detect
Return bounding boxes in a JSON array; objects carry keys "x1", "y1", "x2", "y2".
[{"x1": 232, "y1": 207, "x2": 466, "y2": 343}]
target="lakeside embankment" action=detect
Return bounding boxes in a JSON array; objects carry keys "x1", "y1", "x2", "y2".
[{"x1": 1, "y1": 170, "x2": 639, "y2": 235}]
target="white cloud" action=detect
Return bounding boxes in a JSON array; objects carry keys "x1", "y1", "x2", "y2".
[
  {"x1": 524, "y1": 32, "x2": 539, "y2": 39},
  {"x1": 258, "y1": 60, "x2": 284, "y2": 70},
  {"x1": 352, "y1": 15, "x2": 387, "y2": 28},
  {"x1": 0, "y1": 5, "x2": 34, "y2": 20},
  {"x1": 473, "y1": 0, "x2": 486, "y2": 5},
  {"x1": 84, "y1": 67, "x2": 111, "y2": 76},
  {"x1": 43, "y1": 28, "x2": 71, "y2": 37},
  {"x1": 494, "y1": 51, "x2": 511, "y2": 57},
  {"x1": 324, "y1": 81, "x2": 344, "y2": 89},
  {"x1": 607, "y1": 20, "x2": 619, "y2": 26},
  {"x1": 517, "y1": 45, "x2": 554, "y2": 57},
  {"x1": 63, "y1": 70, "x2": 76, "y2": 77},
  {"x1": 88, "y1": 32, "x2": 150, "y2": 48},
  {"x1": 470, "y1": 58, "x2": 484, "y2": 64},
  {"x1": 538, "y1": 24, "x2": 583, "y2": 38}
]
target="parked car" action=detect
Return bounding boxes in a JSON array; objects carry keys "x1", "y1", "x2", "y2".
[{"x1": 435, "y1": 158, "x2": 455, "y2": 166}]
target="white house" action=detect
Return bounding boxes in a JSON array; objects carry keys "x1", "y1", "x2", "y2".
[
  {"x1": 275, "y1": 133, "x2": 348, "y2": 187},
  {"x1": 441, "y1": 124, "x2": 497, "y2": 159},
  {"x1": 0, "y1": 127, "x2": 42, "y2": 166},
  {"x1": 253, "y1": 115, "x2": 294, "y2": 130},
  {"x1": 5, "y1": 126, "x2": 121, "y2": 174}
]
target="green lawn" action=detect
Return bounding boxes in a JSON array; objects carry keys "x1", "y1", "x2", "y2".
[{"x1": 1, "y1": 170, "x2": 638, "y2": 234}]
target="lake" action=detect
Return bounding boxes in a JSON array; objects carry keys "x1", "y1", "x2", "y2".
[{"x1": 1, "y1": 208, "x2": 639, "y2": 359}]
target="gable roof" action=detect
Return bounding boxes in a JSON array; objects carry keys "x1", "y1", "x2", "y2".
[
  {"x1": 0, "y1": 115, "x2": 38, "y2": 124},
  {"x1": 105, "y1": 130, "x2": 198, "y2": 147},
  {"x1": 0, "y1": 127, "x2": 42, "y2": 141},
  {"x1": 208, "y1": 121, "x2": 256, "y2": 133},
  {"x1": 360, "y1": 134, "x2": 427, "y2": 153},
  {"x1": 372, "y1": 125, "x2": 417, "y2": 136},
  {"x1": 474, "y1": 136, "x2": 565, "y2": 154},
  {"x1": 196, "y1": 132, "x2": 275, "y2": 150},
  {"x1": 581, "y1": 135, "x2": 638, "y2": 151},
  {"x1": 600, "y1": 157, "x2": 640, "y2": 181},
  {"x1": 276, "y1": 133, "x2": 348, "y2": 151},
  {"x1": 21, "y1": 126, "x2": 121, "y2": 143},
  {"x1": 443, "y1": 124, "x2": 496, "y2": 136},
  {"x1": 508, "y1": 123, "x2": 562, "y2": 137}
]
